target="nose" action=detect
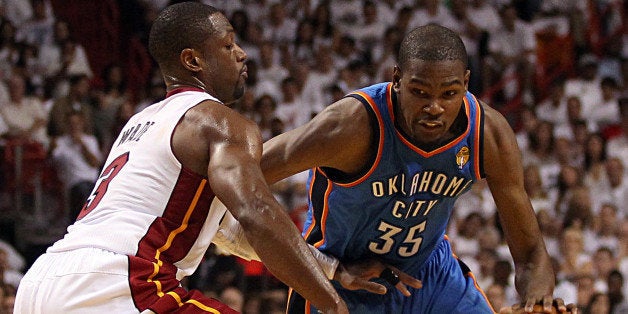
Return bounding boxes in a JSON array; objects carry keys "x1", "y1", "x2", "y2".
[
  {"x1": 235, "y1": 43, "x2": 247, "y2": 62},
  {"x1": 423, "y1": 101, "x2": 444, "y2": 115}
]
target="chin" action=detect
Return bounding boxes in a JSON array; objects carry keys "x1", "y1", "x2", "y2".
[{"x1": 233, "y1": 86, "x2": 245, "y2": 101}]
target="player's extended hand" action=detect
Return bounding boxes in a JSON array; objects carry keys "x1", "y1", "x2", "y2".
[
  {"x1": 499, "y1": 296, "x2": 578, "y2": 314},
  {"x1": 333, "y1": 258, "x2": 422, "y2": 296}
]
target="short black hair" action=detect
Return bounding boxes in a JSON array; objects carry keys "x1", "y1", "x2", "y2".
[
  {"x1": 398, "y1": 24, "x2": 467, "y2": 70},
  {"x1": 148, "y1": 2, "x2": 220, "y2": 67}
]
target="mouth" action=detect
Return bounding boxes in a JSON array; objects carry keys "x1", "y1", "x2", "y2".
[
  {"x1": 418, "y1": 119, "x2": 443, "y2": 130},
  {"x1": 240, "y1": 65, "x2": 248, "y2": 80}
]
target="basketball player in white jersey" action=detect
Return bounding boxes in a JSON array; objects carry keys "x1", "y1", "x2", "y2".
[{"x1": 14, "y1": 3, "x2": 348, "y2": 313}]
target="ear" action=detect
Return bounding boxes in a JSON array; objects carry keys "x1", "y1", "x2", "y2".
[
  {"x1": 464, "y1": 69, "x2": 470, "y2": 91},
  {"x1": 180, "y1": 48, "x2": 202, "y2": 73},
  {"x1": 392, "y1": 65, "x2": 401, "y2": 92}
]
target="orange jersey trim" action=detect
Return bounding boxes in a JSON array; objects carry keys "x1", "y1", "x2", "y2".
[
  {"x1": 304, "y1": 170, "x2": 333, "y2": 249},
  {"x1": 324, "y1": 85, "x2": 388, "y2": 188},
  {"x1": 145, "y1": 179, "x2": 221, "y2": 312},
  {"x1": 471, "y1": 94, "x2": 483, "y2": 180}
]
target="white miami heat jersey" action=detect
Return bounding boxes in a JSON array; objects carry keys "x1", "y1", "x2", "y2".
[{"x1": 48, "y1": 89, "x2": 227, "y2": 279}]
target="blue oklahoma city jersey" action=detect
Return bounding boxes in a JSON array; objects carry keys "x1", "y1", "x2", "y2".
[
  {"x1": 303, "y1": 82, "x2": 484, "y2": 273},
  {"x1": 290, "y1": 82, "x2": 493, "y2": 313}
]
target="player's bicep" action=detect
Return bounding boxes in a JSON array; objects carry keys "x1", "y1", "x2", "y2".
[
  {"x1": 482, "y1": 106, "x2": 540, "y2": 259},
  {"x1": 206, "y1": 123, "x2": 266, "y2": 220},
  {"x1": 262, "y1": 97, "x2": 372, "y2": 183}
]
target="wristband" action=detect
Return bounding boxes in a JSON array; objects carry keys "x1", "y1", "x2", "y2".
[
  {"x1": 308, "y1": 244, "x2": 339, "y2": 280},
  {"x1": 379, "y1": 267, "x2": 400, "y2": 285}
]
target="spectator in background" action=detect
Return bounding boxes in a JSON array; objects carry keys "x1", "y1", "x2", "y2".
[
  {"x1": 448, "y1": 0, "x2": 483, "y2": 93},
  {"x1": 408, "y1": 0, "x2": 456, "y2": 31},
  {"x1": 493, "y1": 259, "x2": 518, "y2": 307},
  {"x1": 344, "y1": 0, "x2": 386, "y2": 53},
  {"x1": 218, "y1": 286, "x2": 245, "y2": 313},
  {"x1": 14, "y1": 0, "x2": 54, "y2": 48},
  {"x1": 607, "y1": 270, "x2": 625, "y2": 313},
  {"x1": 606, "y1": 98, "x2": 628, "y2": 161},
  {"x1": 583, "y1": 133, "x2": 609, "y2": 211},
  {"x1": 93, "y1": 63, "x2": 129, "y2": 150},
  {"x1": 331, "y1": 34, "x2": 360, "y2": 71},
  {"x1": 452, "y1": 212, "x2": 483, "y2": 260},
  {"x1": 564, "y1": 54, "x2": 603, "y2": 125},
  {"x1": 1, "y1": 282, "x2": 17, "y2": 314},
  {"x1": 299, "y1": 44, "x2": 336, "y2": 113},
  {"x1": 535, "y1": 79, "x2": 568, "y2": 127},
  {"x1": 51, "y1": 110, "x2": 101, "y2": 221},
  {"x1": 553, "y1": 165, "x2": 584, "y2": 218},
  {"x1": 452, "y1": 179, "x2": 496, "y2": 225},
  {"x1": 47, "y1": 74, "x2": 93, "y2": 140},
  {"x1": 591, "y1": 247, "x2": 619, "y2": 293},
  {"x1": 583, "y1": 292, "x2": 611, "y2": 314},
  {"x1": 371, "y1": 26, "x2": 402, "y2": 82},
  {"x1": 590, "y1": 77, "x2": 621, "y2": 131},
  {"x1": 551, "y1": 256, "x2": 578, "y2": 306},
  {"x1": 0, "y1": 247, "x2": 21, "y2": 290},
  {"x1": 290, "y1": 19, "x2": 316, "y2": 64},
  {"x1": 601, "y1": 157, "x2": 628, "y2": 218},
  {"x1": 0, "y1": 73, "x2": 49, "y2": 149},
  {"x1": 38, "y1": 20, "x2": 92, "y2": 97},
  {"x1": 253, "y1": 94, "x2": 278, "y2": 141},
  {"x1": 524, "y1": 163, "x2": 556, "y2": 214},
  {"x1": 0, "y1": 21, "x2": 20, "y2": 81},
  {"x1": 538, "y1": 210, "x2": 562, "y2": 259},
  {"x1": 576, "y1": 274, "x2": 597, "y2": 313},
  {"x1": 483, "y1": 4, "x2": 536, "y2": 103},
  {"x1": 254, "y1": 41, "x2": 286, "y2": 101},
  {"x1": 558, "y1": 227, "x2": 593, "y2": 281},
  {"x1": 274, "y1": 76, "x2": 308, "y2": 131},
  {"x1": 261, "y1": 2, "x2": 297, "y2": 46},
  {"x1": 591, "y1": 204, "x2": 621, "y2": 254},
  {"x1": 485, "y1": 283, "x2": 508, "y2": 313}
]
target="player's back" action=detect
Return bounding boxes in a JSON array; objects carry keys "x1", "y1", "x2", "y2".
[{"x1": 48, "y1": 90, "x2": 227, "y2": 276}]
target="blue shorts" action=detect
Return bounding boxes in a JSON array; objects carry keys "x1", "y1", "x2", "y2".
[{"x1": 287, "y1": 239, "x2": 495, "y2": 314}]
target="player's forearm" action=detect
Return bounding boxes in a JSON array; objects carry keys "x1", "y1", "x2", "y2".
[
  {"x1": 514, "y1": 244, "x2": 555, "y2": 300},
  {"x1": 238, "y1": 203, "x2": 343, "y2": 311}
]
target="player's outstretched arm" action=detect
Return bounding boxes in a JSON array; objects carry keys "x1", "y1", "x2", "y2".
[
  {"x1": 262, "y1": 97, "x2": 375, "y2": 185},
  {"x1": 482, "y1": 103, "x2": 576, "y2": 313},
  {"x1": 204, "y1": 107, "x2": 347, "y2": 314},
  {"x1": 212, "y1": 206, "x2": 422, "y2": 296}
]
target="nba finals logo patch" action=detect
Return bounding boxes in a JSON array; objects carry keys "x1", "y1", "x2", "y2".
[{"x1": 456, "y1": 146, "x2": 470, "y2": 169}]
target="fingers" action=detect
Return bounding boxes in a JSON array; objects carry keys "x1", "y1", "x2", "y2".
[
  {"x1": 381, "y1": 266, "x2": 422, "y2": 296},
  {"x1": 356, "y1": 278, "x2": 388, "y2": 295},
  {"x1": 336, "y1": 266, "x2": 387, "y2": 295},
  {"x1": 517, "y1": 297, "x2": 578, "y2": 314},
  {"x1": 389, "y1": 265, "x2": 422, "y2": 289},
  {"x1": 564, "y1": 303, "x2": 578, "y2": 314}
]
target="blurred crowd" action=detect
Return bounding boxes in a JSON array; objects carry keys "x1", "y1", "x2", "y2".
[{"x1": 0, "y1": 0, "x2": 626, "y2": 313}]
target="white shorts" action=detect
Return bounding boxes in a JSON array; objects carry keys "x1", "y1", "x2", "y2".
[
  {"x1": 15, "y1": 247, "x2": 143, "y2": 313},
  {"x1": 14, "y1": 248, "x2": 235, "y2": 314}
]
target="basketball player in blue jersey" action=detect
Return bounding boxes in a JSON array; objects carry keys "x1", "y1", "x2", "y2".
[{"x1": 261, "y1": 24, "x2": 577, "y2": 314}]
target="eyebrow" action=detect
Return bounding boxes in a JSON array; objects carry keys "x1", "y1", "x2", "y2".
[{"x1": 409, "y1": 77, "x2": 463, "y2": 87}]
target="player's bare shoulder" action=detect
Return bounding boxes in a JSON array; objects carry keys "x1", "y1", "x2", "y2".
[
  {"x1": 478, "y1": 99, "x2": 524, "y2": 180},
  {"x1": 172, "y1": 99, "x2": 261, "y2": 174},
  {"x1": 316, "y1": 96, "x2": 372, "y2": 137},
  {"x1": 192, "y1": 99, "x2": 259, "y2": 142},
  {"x1": 479, "y1": 100, "x2": 518, "y2": 148}
]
